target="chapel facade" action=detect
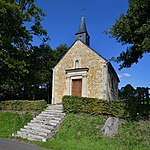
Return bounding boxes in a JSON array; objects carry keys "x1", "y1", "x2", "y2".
[{"x1": 52, "y1": 16, "x2": 120, "y2": 104}]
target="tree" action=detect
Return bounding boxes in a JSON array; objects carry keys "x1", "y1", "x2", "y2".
[
  {"x1": 0, "y1": 0, "x2": 49, "y2": 99},
  {"x1": 20, "y1": 44, "x2": 53, "y2": 100},
  {"x1": 0, "y1": 1, "x2": 69, "y2": 101},
  {"x1": 119, "y1": 84, "x2": 136, "y2": 99},
  {"x1": 0, "y1": 0, "x2": 48, "y2": 48},
  {"x1": 20, "y1": 44, "x2": 68, "y2": 102},
  {"x1": 0, "y1": 0, "x2": 49, "y2": 72},
  {"x1": 107, "y1": 0, "x2": 150, "y2": 69},
  {"x1": 53, "y1": 44, "x2": 68, "y2": 65},
  {"x1": 1, "y1": 43, "x2": 68, "y2": 102}
]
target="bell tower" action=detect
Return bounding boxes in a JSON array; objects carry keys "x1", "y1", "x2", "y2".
[{"x1": 75, "y1": 16, "x2": 90, "y2": 46}]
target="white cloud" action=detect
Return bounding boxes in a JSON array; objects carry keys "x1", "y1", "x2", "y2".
[
  {"x1": 118, "y1": 75, "x2": 123, "y2": 78},
  {"x1": 118, "y1": 73, "x2": 131, "y2": 78},
  {"x1": 123, "y1": 73, "x2": 131, "y2": 77}
]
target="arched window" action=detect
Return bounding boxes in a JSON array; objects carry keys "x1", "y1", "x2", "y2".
[{"x1": 75, "y1": 60, "x2": 79, "y2": 68}]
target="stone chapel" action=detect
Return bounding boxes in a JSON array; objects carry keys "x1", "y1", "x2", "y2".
[{"x1": 52, "y1": 16, "x2": 120, "y2": 104}]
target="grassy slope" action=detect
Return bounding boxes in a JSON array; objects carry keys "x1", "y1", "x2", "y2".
[
  {"x1": 38, "y1": 113, "x2": 150, "y2": 150},
  {"x1": 0, "y1": 112, "x2": 149, "y2": 150},
  {"x1": 0, "y1": 112, "x2": 32, "y2": 138}
]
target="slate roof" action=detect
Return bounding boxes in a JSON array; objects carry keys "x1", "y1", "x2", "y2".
[{"x1": 75, "y1": 16, "x2": 87, "y2": 34}]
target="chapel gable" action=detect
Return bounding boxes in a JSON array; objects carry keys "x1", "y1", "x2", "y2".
[{"x1": 52, "y1": 16, "x2": 119, "y2": 104}]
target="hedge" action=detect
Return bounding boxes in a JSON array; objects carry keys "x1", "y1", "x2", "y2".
[
  {"x1": 62, "y1": 96, "x2": 137, "y2": 118},
  {"x1": 0, "y1": 100, "x2": 47, "y2": 111}
]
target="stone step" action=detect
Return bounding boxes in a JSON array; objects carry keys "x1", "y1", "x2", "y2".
[
  {"x1": 47, "y1": 119, "x2": 60, "y2": 124},
  {"x1": 16, "y1": 131, "x2": 46, "y2": 139},
  {"x1": 38, "y1": 113, "x2": 65, "y2": 118},
  {"x1": 21, "y1": 127, "x2": 53, "y2": 134},
  {"x1": 46, "y1": 105, "x2": 62, "y2": 108},
  {"x1": 46, "y1": 108, "x2": 62, "y2": 111},
  {"x1": 40, "y1": 111, "x2": 64, "y2": 115},
  {"x1": 35, "y1": 116, "x2": 64, "y2": 122},
  {"x1": 25, "y1": 122, "x2": 55, "y2": 130},
  {"x1": 31, "y1": 118, "x2": 60, "y2": 125},
  {"x1": 16, "y1": 131, "x2": 46, "y2": 141},
  {"x1": 24, "y1": 125, "x2": 54, "y2": 133},
  {"x1": 27, "y1": 122, "x2": 57, "y2": 129},
  {"x1": 38, "y1": 113, "x2": 62, "y2": 116},
  {"x1": 34, "y1": 116, "x2": 62, "y2": 121},
  {"x1": 46, "y1": 107, "x2": 63, "y2": 110},
  {"x1": 44, "y1": 109, "x2": 63, "y2": 112},
  {"x1": 43, "y1": 111, "x2": 63, "y2": 114},
  {"x1": 20, "y1": 128, "x2": 49, "y2": 137},
  {"x1": 14, "y1": 104, "x2": 66, "y2": 141}
]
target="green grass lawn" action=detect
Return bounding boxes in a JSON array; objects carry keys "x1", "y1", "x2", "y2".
[
  {"x1": 38, "y1": 113, "x2": 150, "y2": 150},
  {"x1": 0, "y1": 112, "x2": 149, "y2": 150},
  {"x1": 0, "y1": 112, "x2": 32, "y2": 138}
]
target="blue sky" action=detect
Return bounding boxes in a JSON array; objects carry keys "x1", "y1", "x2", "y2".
[{"x1": 34, "y1": 0, "x2": 150, "y2": 89}]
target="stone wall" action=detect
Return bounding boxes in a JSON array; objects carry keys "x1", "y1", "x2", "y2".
[
  {"x1": 107, "y1": 64, "x2": 119, "y2": 100},
  {"x1": 52, "y1": 40, "x2": 118, "y2": 104}
]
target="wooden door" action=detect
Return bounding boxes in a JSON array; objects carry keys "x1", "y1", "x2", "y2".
[{"x1": 72, "y1": 79, "x2": 82, "y2": 96}]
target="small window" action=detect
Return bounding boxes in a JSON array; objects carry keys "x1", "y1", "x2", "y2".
[
  {"x1": 79, "y1": 35, "x2": 82, "y2": 40},
  {"x1": 75, "y1": 60, "x2": 79, "y2": 68}
]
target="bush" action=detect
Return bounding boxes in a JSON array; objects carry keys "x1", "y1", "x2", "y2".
[
  {"x1": 136, "y1": 104, "x2": 150, "y2": 119},
  {"x1": 0, "y1": 100, "x2": 47, "y2": 111},
  {"x1": 62, "y1": 96, "x2": 137, "y2": 118}
]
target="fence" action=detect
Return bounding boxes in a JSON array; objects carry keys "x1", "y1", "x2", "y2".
[{"x1": 137, "y1": 87, "x2": 150, "y2": 105}]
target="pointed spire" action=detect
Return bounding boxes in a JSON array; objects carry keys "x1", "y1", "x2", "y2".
[
  {"x1": 75, "y1": 16, "x2": 90, "y2": 46},
  {"x1": 75, "y1": 16, "x2": 87, "y2": 34}
]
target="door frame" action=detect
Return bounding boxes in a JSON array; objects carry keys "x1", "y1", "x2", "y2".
[{"x1": 65, "y1": 68, "x2": 89, "y2": 97}]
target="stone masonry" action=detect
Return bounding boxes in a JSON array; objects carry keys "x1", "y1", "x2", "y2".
[{"x1": 52, "y1": 40, "x2": 119, "y2": 104}]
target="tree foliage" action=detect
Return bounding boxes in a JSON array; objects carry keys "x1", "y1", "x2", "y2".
[
  {"x1": 0, "y1": 0, "x2": 48, "y2": 48},
  {"x1": 0, "y1": 0, "x2": 49, "y2": 99},
  {"x1": 0, "y1": 43, "x2": 69, "y2": 101},
  {"x1": 107, "y1": 0, "x2": 150, "y2": 69},
  {"x1": 119, "y1": 84, "x2": 136, "y2": 99},
  {"x1": 0, "y1": 0, "x2": 69, "y2": 101},
  {"x1": 53, "y1": 44, "x2": 69, "y2": 65},
  {"x1": 119, "y1": 84, "x2": 149, "y2": 105}
]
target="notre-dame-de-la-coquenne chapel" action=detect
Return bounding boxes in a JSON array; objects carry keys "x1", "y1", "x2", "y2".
[{"x1": 52, "y1": 16, "x2": 120, "y2": 104}]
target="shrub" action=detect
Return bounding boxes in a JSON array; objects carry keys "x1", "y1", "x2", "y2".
[
  {"x1": 0, "y1": 100, "x2": 47, "y2": 111},
  {"x1": 62, "y1": 96, "x2": 137, "y2": 118},
  {"x1": 136, "y1": 104, "x2": 150, "y2": 119}
]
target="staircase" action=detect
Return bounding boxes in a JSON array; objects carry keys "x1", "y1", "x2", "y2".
[{"x1": 13, "y1": 104, "x2": 65, "y2": 142}]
